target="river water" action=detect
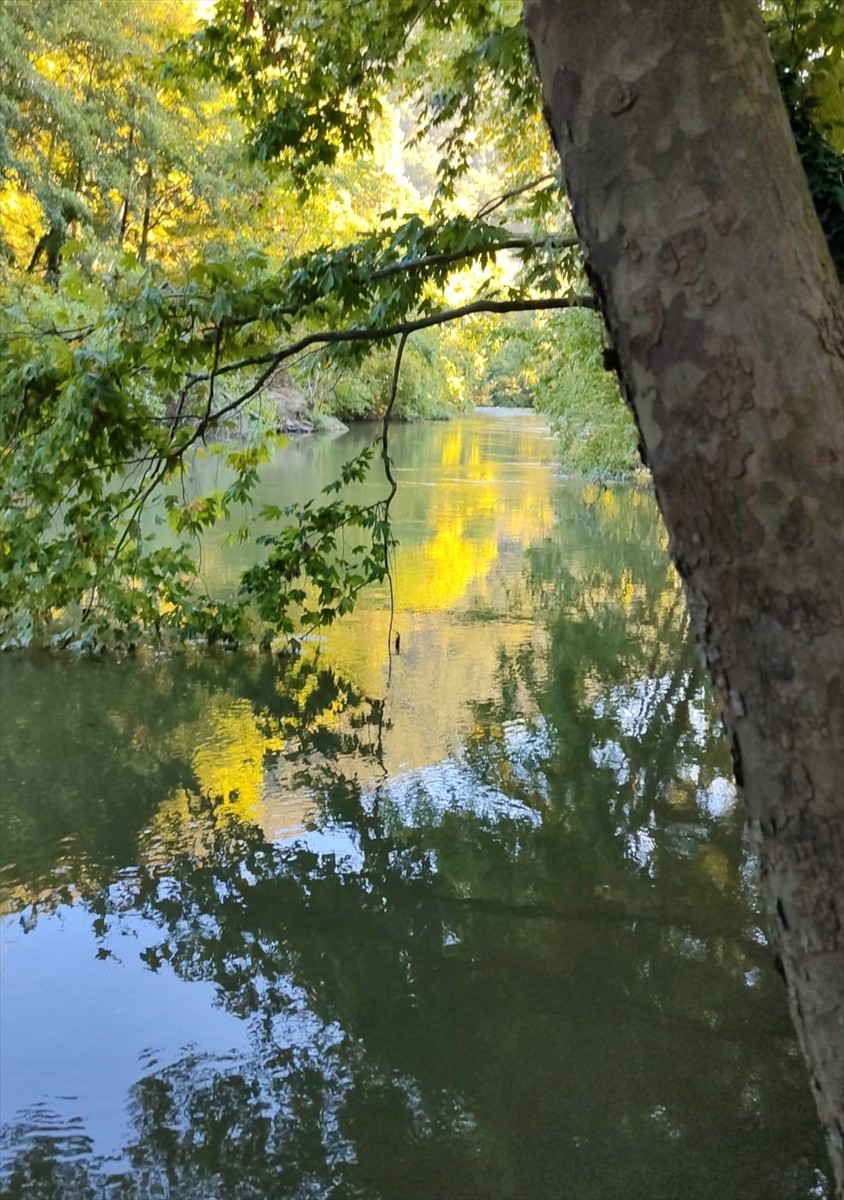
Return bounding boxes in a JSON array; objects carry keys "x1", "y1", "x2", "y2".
[{"x1": 0, "y1": 410, "x2": 829, "y2": 1198}]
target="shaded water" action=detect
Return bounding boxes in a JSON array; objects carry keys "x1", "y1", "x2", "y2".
[{"x1": 0, "y1": 411, "x2": 829, "y2": 1198}]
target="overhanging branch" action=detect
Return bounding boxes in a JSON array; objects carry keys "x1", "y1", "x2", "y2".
[
  {"x1": 368, "y1": 235, "x2": 578, "y2": 283},
  {"x1": 189, "y1": 293, "x2": 595, "y2": 396},
  {"x1": 102, "y1": 292, "x2": 595, "y2": 585},
  {"x1": 215, "y1": 235, "x2": 580, "y2": 333}
]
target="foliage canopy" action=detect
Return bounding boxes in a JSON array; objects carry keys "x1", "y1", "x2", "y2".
[{"x1": 0, "y1": 0, "x2": 840, "y2": 650}]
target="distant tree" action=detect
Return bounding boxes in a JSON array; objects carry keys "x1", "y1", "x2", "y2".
[{"x1": 0, "y1": 0, "x2": 219, "y2": 271}]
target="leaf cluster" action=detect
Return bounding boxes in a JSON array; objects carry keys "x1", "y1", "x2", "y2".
[
  {"x1": 190, "y1": 0, "x2": 541, "y2": 202},
  {"x1": 532, "y1": 309, "x2": 640, "y2": 479},
  {"x1": 240, "y1": 445, "x2": 395, "y2": 635},
  {"x1": 765, "y1": 0, "x2": 844, "y2": 277}
]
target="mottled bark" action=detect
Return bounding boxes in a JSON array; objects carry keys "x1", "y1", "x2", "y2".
[{"x1": 524, "y1": 0, "x2": 844, "y2": 1188}]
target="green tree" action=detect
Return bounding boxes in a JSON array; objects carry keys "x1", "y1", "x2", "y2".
[
  {"x1": 530, "y1": 307, "x2": 640, "y2": 476},
  {"x1": 0, "y1": 0, "x2": 583, "y2": 650},
  {"x1": 763, "y1": 0, "x2": 844, "y2": 276},
  {"x1": 0, "y1": 0, "x2": 215, "y2": 271}
]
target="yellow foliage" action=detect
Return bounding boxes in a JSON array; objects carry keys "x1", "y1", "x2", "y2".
[{"x1": 0, "y1": 184, "x2": 44, "y2": 265}]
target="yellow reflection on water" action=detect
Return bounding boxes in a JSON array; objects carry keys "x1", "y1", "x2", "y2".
[
  {"x1": 699, "y1": 846, "x2": 731, "y2": 891},
  {"x1": 144, "y1": 696, "x2": 288, "y2": 857},
  {"x1": 439, "y1": 427, "x2": 464, "y2": 467},
  {"x1": 189, "y1": 697, "x2": 281, "y2": 815},
  {"x1": 138, "y1": 416, "x2": 649, "y2": 851},
  {"x1": 389, "y1": 421, "x2": 554, "y2": 615},
  {"x1": 399, "y1": 525, "x2": 500, "y2": 612}
]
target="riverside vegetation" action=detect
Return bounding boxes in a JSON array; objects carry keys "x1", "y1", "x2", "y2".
[{"x1": 2, "y1": 0, "x2": 838, "y2": 654}]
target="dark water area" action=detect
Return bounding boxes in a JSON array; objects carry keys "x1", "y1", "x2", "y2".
[{"x1": 0, "y1": 411, "x2": 830, "y2": 1198}]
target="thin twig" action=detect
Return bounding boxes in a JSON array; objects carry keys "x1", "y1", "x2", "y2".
[
  {"x1": 474, "y1": 173, "x2": 558, "y2": 220},
  {"x1": 383, "y1": 332, "x2": 408, "y2": 682}
]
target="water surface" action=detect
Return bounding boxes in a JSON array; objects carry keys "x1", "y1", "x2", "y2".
[{"x1": 0, "y1": 410, "x2": 829, "y2": 1198}]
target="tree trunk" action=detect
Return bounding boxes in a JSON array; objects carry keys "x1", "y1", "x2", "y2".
[
  {"x1": 27, "y1": 224, "x2": 64, "y2": 283},
  {"x1": 524, "y1": 0, "x2": 844, "y2": 1189},
  {"x1": 119, "y1": 123, "x2": 136, "y2": 245},
  {"x1": 139, "y1": 168, "x2": 153, "y2": 266}
]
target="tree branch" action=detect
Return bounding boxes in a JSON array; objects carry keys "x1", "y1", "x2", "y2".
[
  {"x1": 187, "y1": 294, "x2": 595, "y2": 395},
  {"x1": 368, "y1": 234, "x2": 578, "y2": 283},
  {"x1": 101, "y1": 292, "x2": 594, "y2": 590},
  {"x1": 474, "y1": 173, "x2": 559, "y2": 220},
  {"x1": 213, "y1": 234, "x2": 580, "y2": 335}
]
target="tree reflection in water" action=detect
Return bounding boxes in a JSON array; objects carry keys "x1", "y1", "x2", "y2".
[{"x1": 0, "y1": 489, "x2": 829, "y2": 1199}]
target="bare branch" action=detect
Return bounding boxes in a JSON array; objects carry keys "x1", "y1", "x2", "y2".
[
  {"x1": 383, "y1": 331, "x2": 407, "y2": 677},
  {"x1": 474, "y1": 173, "x2": 559, "y2": 220},
  {"x1": 187, "y1": 293, "x2": 595, "y2": 395}
]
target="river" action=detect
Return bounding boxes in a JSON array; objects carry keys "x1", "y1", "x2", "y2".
[{"x1": 0, "y1": 409, "x2": 830, "y2": 1198}]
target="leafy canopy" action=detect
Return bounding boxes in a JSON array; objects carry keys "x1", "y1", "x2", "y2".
[
  {"x1": 1, "y1": 0, "x2": 587, "y2": 651},
  {"x1": 1, "y1": 0, "x2": 839, "y2": 651}
]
